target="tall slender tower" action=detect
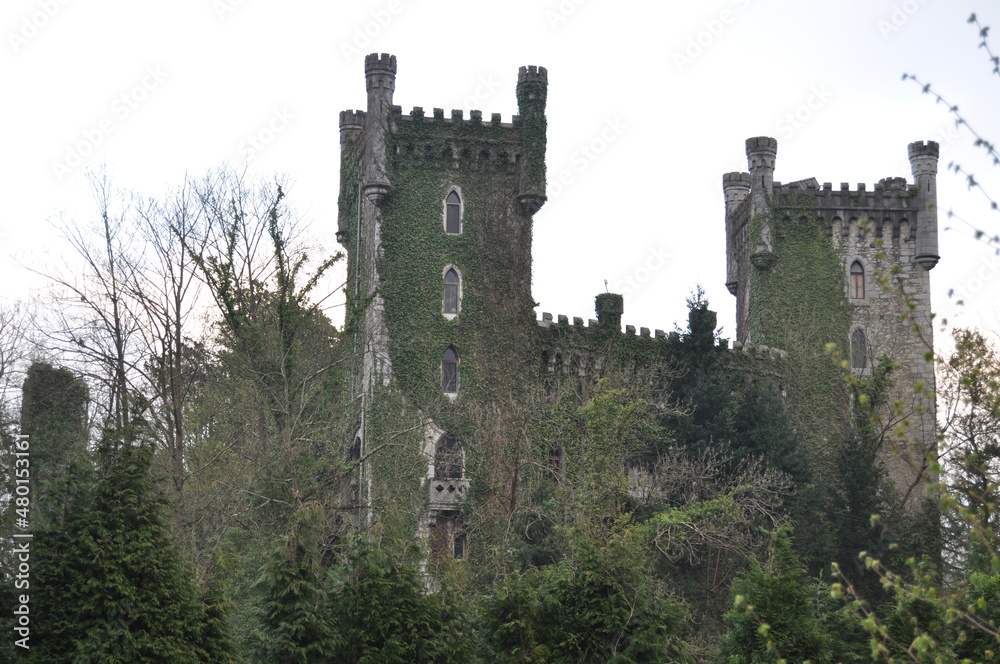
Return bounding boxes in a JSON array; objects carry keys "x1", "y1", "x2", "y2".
[{"x1": 338, "y1": 55, "x2": 547, "y2": 556}]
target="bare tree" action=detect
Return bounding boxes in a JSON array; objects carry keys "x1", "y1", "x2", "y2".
[
  {"x1": 130, "y1": 178, "x2": 208, "y2": 496},
  {"x1": 40, "y1": 171, "x2": 144, "y2": 433}
]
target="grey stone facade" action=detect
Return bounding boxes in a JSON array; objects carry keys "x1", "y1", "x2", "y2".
[{"x1": 724, "y1": 137, "x2": 939, "y2": 507}]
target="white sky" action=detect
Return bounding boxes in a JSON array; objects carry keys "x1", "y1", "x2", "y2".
[{"x1": 3, "y1": 0, "x2": 1000, "y2": 347}]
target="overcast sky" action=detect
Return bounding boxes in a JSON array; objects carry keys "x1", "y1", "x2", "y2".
[{"x1": 4, "y1": 0, "x2": 999, "y2": 347}]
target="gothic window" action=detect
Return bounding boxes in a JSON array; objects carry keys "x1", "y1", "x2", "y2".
[
  {"x1": 851, "y1": 328, "x2": 867, "y2": 369},
  {"x1": 445, "y1": 190, "x2": 461, "y2": 234},
  {"x1": 453, "y1": 533, "x2": 466, "y2": 560},
  {"x1": 850, "y1": 261, "x2": 865, "y2": 299},
  {"x1": 434, "y1": 433, "x2": 463, "y2": 480},
  {"x1": 443, "y1": 347, "x2": 459, "y2": 394},
  {"x1": 444, "y1": 268, "x2": 460, "y2": 315}
]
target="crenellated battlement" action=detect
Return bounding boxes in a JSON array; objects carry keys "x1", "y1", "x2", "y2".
[
  {"x1": 390, "y1": 105, "x2": 516, "y2": 127},
  {"x1": 339, "y1": 109, "x2": 365, "y2": 131},
  {"x1": 533, "y1": 309, "x2": 789, "y2": 366},
  {"x1": 771, "y1": 179, "x2": 917, "y2": 199},
  {"x1": 908, "y1": 140, "x2": 940, "y2": 177},
  {"x1": 364, "y1": 52, "x2": 397, "y2": 74},
  {"x1": 518, "y1": 65, "x2": 547, "y2": 84},
  {"x1": 746, "y1": 136, "x2": 778, "y2": 172},
  {"x1": 535, "y1": 310, "x2": 668, "y2": 339}
]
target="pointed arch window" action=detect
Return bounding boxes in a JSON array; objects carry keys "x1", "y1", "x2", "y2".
[
  {"x1": 445, "y1": 191, "x2": 462, "y2": 234},
  {"x1": 850, "y1": 261, "x2": 865, "y2": 299},
  {"x1": 444, "y1": 268, "x2": 460, "y2": 315},
  {"x1": 434, "y1": 433, "x2": 463, "y2": 480},
  {"x1": 851, "y1": 328, "x2": 867, "y2": 370},
  {"x1": 443, "y1": 347, "x2": 459, "y2": 394}
]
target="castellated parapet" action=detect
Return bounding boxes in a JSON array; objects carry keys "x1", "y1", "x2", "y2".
[{"x1": 723, "y1": 136, "x2": 939, "y2": 509}]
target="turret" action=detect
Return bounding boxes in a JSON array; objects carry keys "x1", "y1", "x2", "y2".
[
  {"x1": 745, "y1": 136, "x2": 777, "y2": 194},
  {"x1": 746, "y1": 137, "x2": 778, "y2": 266},
  {"x1": 337, "y1": 110, "x2": 366, "y2": 244},
  {"x1": 363, "y1": 53, "x2": 396, "y2": 204},
  {"x1": 908, "y1": 140, "x2": 940, "y2": 270},
  {"x1": 723, "y1": 172, "x2": 751, "y2": 294},
  {"x1": 595, "y1": 293, "x2": 623, "y2": 331},
  {"x1": 516, "y1": 65, "x2": 548, "y2": 215},
  {"x1": 339, "y1": 109, "x2": 364, "y2": 147}
]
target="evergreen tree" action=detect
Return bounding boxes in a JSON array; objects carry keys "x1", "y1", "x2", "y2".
[
  {"x1": 718, "y1": 528, "x2": 832, "y2": 664},
  {"x1": 483, "y1": 524, "x2": 691, "y2": 664},
  {"x1": 68, "y1": 432, "x2": 209, "y2": 663},
  {"x1": 254, "y1": 502, "x2": 334, "y2": 663},
  {"x1": 326, "y1": 531, "x2": 474, "y2": 664}
]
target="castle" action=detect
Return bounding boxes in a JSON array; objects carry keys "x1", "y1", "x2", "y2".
[{"x1": 337, "y1": 53, "x2": 939, "y2": 559}]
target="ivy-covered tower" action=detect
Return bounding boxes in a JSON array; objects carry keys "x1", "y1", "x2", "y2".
[
  {"x1": 337, "y1": 54, "x2": 547, "y2": 555},
  {"x1": 723, "y1": 137, "x2": 939, "y2": 508}
]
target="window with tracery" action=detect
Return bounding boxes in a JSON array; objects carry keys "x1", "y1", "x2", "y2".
[{"x1": 434, "y1": 433, "x2": 463, "y2": 480}]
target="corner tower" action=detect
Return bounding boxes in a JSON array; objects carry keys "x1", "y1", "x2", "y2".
[{"x1": 723, "y1": 137, "x2": 939, "y2": 509}]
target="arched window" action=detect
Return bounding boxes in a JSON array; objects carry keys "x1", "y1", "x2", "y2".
[
  {"x1": 445, "y1": 191, "x2": 461, "y2": 234},
  {"x1": 851, "y1": 328, "x2": 867, "y2": 369},
  {"x1": 850, "y1": 261, "x2": 865, "y2": 299},
  {"x1": 443, "y1": 347, "x2": 459, "y2": 394},
  {"x1": 444, "y1": 268, "x2": 460, "y2": 315},
  {"x1": 434, "y1": 434, "x2": 463, "y2": 480}
]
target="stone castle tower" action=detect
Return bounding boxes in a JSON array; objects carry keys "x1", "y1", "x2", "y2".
[
  {"x1": 337, "y1": 53, "x2": 548, "y2": 554},
  {"x1": 723, "y1": 137, "x2": 939, "y2": 505},
  {"x1": 337, "y1": 55, "x2": 940, "y2": 558}
]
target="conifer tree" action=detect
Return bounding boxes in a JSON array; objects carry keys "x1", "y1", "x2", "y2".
[
  {"x1": 718, "y1": 528, "x2": 833, "y2": 664},
  {"x1": 483, "y1": 524, "x2": 691, "y2": 664},
  {"x1": 326, "y1": 531, "x2": 475, "y2": 664},
  {"x1": 69, "y1": 433, "x2": 209, "y2": 663},
  {"x1": 254, "y1": 502, "x2": 334, "y2": 663}
]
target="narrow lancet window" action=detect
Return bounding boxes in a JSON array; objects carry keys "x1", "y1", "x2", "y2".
[
  {"x1": 444, "y1": 268, "x2": 460, "y2": 315},
  {"x1": 851, "y1": 329, "x2": 867, "y2": 369},
  {"x1": 435, "y1": 433, "x2": 463, "y2": 480},
  {"x1": 850, "y1": 261, "x2": 865, "y2": 299},
  {"x1": 446, "y1": 191, "x2": 461, "y2": 234},
  {"x1": 443, "y1": 347, "x2": 459, "y2": 394}
]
